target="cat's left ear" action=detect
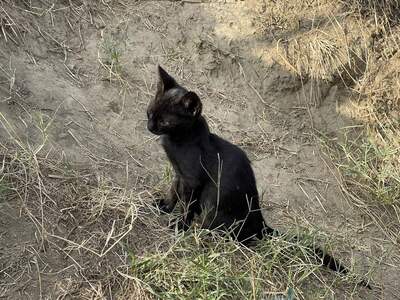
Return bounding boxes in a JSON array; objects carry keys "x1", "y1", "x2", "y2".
[
  {"x1": 157, "y1": 65, "x2": 176, "y2": 93},
  {"x1": 181, "y1": 91, "x2": 202, "y2": 116}
]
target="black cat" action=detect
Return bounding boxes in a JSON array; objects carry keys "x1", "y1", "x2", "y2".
[
  {"x1": 146, "y1": 66, "x2": 370, "y2": 286},
  {"x1": 147, "y1": 66, "x2": 271, "y2": 243}
]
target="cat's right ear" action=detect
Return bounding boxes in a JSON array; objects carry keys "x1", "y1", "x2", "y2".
[
  {"x1": 157, "y1": 65, "x2": 176, "y2": 93},
  {"x1": 181, "y1": 91, "x2": 202, "y2": 117}
]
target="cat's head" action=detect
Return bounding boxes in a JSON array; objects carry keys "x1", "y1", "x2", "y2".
[{"x1": 147, "y1": 66, "x2": 202, "y2": 135}]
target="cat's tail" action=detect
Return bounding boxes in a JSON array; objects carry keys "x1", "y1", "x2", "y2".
[{"x1": 262, "y1": 224, "x2": 372, "y2": 289}]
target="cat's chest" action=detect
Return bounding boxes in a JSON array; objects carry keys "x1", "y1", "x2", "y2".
[{"x1": 160, "y1": 137, "x2": 201, "y2": 176}]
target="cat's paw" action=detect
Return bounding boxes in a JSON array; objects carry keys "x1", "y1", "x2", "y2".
[{"x1": 154, "y1": 198, "x2": 174, "y2": 214}]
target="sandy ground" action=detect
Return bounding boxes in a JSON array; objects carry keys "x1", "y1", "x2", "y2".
[{"x1": 0, "y1": 1, "x2": 399, "y2": 299}]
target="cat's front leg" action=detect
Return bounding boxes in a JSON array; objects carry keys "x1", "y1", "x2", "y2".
[
  {"x1": 156, "y1": 176, "x2": 181, "y2": 213},
  {"x1": 175, "y1": 205, "x2": 195, "y2": 231},
  {"x1": 174, "y1": 182, "x2": 201, "y2": 231}
]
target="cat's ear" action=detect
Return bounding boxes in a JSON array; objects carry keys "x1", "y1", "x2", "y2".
[
  {"x1": 157, "y1": 65, "x2": 176, "y2": 92},
  {"x1": 181, "y1": 91, "x2": 202, "y2": 116}
]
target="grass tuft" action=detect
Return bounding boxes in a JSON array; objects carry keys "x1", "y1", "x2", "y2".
[
  {"x1": 128, "y1": 227, "x2": 360, "y2": 300},
  {"x1": 319, "y1": 125, "x2": 400, "y2": 244},
  {"x1": 325, "y1": 128, "x2": 400, "y2": 206},
  {"x1": 100, "y1": 34, "x2": 123, "y2": 75}
]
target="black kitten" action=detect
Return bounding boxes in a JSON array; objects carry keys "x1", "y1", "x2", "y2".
[
  {"x1": 146, "y1": 66, "x2": 370, "y2": 286},
  {"x1": 147, "y1": 66, "x2": 271, "y2": 242}
]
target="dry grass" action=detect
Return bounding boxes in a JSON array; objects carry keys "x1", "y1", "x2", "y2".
[
  {"x1": 0, "y1": 112, "x2": 373, "y2": 299},
  {"x1": 268, "y1": 3, "x2": 371, "y2": 109},
  {"x1": 263, "y1": 3, "x2": 400, "y2": 295},
  {"x1": 342, "y1": 0, "x2": 400, "y2": 23},
  {"x1": 319, "y1": 127, "x2": 400, "y2": 238},
  {"x1": 127, "y1": 229, "x2": 352, "y2": 300},
  {"x1": 273, "y1": 0, "x2": 399, "y2": 88},
  {"x1": 323, "y1": 2, "x2": 400, "y2": 229},
  {"x1": 0, "y1": 110, "x2": 165, "y2": 298},
  {"x1": 271, "y1": 0, "x2": 400, "y2": 208}
]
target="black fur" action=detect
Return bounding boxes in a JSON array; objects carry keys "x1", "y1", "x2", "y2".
[{"x1": 147, "y1": 66, "x2": 371, "y2": 288}]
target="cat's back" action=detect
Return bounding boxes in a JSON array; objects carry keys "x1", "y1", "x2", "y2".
[
  {"x1": 209, "y1": 133, "x2": 252, "y2": 170},
  {"x1": 208, "y1": 133, "x2": 259, "y2": 204}
]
